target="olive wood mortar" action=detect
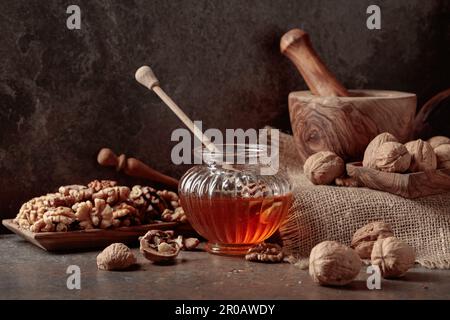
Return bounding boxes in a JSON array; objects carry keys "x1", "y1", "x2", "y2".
[{"x1": 281, "y1": 29, "x2": 416, "y2": 164}]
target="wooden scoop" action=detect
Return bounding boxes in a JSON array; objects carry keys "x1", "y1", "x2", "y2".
[
  {"x1": 97, "y1": 148, "x2": 179, "y2": 189},
  {"x1": 280, "y1": 28, "x2": 349, "y2": 97}
]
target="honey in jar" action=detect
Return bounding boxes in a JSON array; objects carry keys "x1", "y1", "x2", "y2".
[{"x1": 179, "y1": 144, "x2": 292, "y2": 255}]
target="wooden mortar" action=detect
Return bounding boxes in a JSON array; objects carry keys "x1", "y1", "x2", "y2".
[{"x1": 281, "y1": 29, "x2": 416, "y2": 163}]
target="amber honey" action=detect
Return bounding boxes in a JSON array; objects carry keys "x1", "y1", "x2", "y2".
[{"x1": 180, "y1": 193, "x2": 292, "y2": 255}]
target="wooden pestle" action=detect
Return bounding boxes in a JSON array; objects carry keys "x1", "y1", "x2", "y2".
[
  {"x1": 97, "y1": 148, "x2": 179, "y2": 189},
  {"x1": 280, "y1": 28, "x2": 349, "y2": 97}
]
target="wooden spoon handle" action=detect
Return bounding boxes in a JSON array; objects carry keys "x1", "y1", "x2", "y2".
[
  {"x1": 97, "y1": 148, "x2": 179, "y2": 189},
  {"x1": 135, "y1": 66, "x2": 218, "y2": 153},
  {"x1": 280, "y1": 28, "x2": 349, "y2": 97}
]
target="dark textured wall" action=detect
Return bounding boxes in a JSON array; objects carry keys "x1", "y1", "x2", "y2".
[{"x1": 1, "y1": 0, "x2": 449, "y2": 231}]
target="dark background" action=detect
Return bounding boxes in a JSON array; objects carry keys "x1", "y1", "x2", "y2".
[{"x1": 1, "y1": 0, "x2": 449, "y2": 232}]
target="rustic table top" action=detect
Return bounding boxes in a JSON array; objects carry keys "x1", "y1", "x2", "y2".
[{"x1": 1, "y1": 234, "x2": 449, "y2": 300}]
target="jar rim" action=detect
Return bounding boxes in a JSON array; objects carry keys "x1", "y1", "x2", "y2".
[{"x1": 193, "y1": 143, "x2": 277, "y2": 164}]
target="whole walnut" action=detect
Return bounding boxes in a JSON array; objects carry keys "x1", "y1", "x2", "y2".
[
  {"x1": 303, "y1": 151, "x2": 345, "y2": 185},
  {"x1": 363, "y1": 132, "x2": 398, "y2": 169},
  {"x1": 427, "y1": 136, "x2": 450, "y2": 149},
  {"x1": 97, "y1": 243, "x2": 137, "y2": 271},
  {"x1": 374, "y1": 142, "x2": 411, "y2": 173},
  {"x1": 404, "y1": 139, "x2": 437, "y2": 172},
  {"x1": 351, "y1": 222, "x2": 394, "y2": 259},
  {"x1": 309, "y1": 241, "x2": 361, "y2": 286},
  {"x1": 371, "y1": 237, "x2": 415, "y2": 278},
  {"x1": 434, "y1": 144, "x2": 450, "y2": 169}
]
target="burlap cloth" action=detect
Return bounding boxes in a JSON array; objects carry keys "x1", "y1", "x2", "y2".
[{"x1": 275, "y1": 130, "x2": 450, "y2": 269}]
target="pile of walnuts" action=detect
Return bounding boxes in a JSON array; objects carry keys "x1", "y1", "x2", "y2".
[
  {"x1": 363, "y1": 133, "x2": 450, "y2": 173},
  {"x1": 303, "y1": 133, "x2": 450, "y2": 186},
  {"x1": 14, "y1": 180, "x2": 187, "y2": 233},
  {"x1": 308, "y1": 221, "x2": 416, "y2": 286}
]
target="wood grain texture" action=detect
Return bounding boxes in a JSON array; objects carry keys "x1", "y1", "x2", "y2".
[
  {"x1": 289, "y1": 90, "x2": 416, "y2": 164},
  {"x1": 413, "y1": 88, "x2": 450, "y2": 140},
  {"x1": 346, "y1": 162, "x2": 450, "y2": 199},
  {"x1": 280, "y1": 29, "x2": 349, "y2": 97},
  {"x1": 97, "y1": 148, "x2": 179, "y2": 189},
  {"x1": 2, "y1": 219, "x2": 178, "y2": 251}
]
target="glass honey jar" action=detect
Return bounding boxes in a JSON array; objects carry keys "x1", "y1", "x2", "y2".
[{"x1": 179, "y1": 144, "x2": 292, "y2": 255}]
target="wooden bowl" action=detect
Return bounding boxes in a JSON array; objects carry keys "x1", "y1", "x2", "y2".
[
  {"x1": 346, "y1": 162, "x2": 450, "y2": 199},
  {"x1": 289, "y1": 90, "x2": 416, "y2": 164}
]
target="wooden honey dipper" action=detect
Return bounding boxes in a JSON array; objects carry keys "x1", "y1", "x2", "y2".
[
  {"x1": 135, "y1": 66, "x2": 219, "y2": 154},
  {"x1": 97, "y1": 148, "x2": 179, "y2": 189},
  {"x1": 135, "y1": 66, "x2": 237, "y2": 172}
]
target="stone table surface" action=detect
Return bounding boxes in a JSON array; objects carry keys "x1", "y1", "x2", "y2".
[{"x1": 1, "y1": 234, "x2": 449, "y2": 300}]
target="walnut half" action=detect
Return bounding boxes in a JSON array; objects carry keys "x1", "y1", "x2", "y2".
[{"x1": 139, "y1": 230, "x2": 181, "y2": 263}]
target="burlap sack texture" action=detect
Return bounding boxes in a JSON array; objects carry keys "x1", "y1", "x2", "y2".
[{"x1": 274, "y1": 129, "x2": 450, "y2": 269}]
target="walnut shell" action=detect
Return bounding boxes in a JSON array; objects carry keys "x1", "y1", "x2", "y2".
[
  {"x1": 351, "y1": 222, "x2": 394, "y2": 259},
  {"x1": 363, "y1": 132, "x2": 398, "y2": 169},
  {"x1": 427, "y1": 136, "x2": 450, "y2": 149},
  {"x1": 309, "y1": 241, "x2": 361, "y2": 286},
  {"x1": 374, "y1": 142, "x2": 411, "y2": 173},
  {"x1": 371, "y1": 237, "x2": 415, "y2": 278},
  {"x1": 303, "y1": 151, "x2": 345, "y2": 185},
  {"x1": 139, "y1": 230, "x2": 181, "y2": 263},
  {"x1": 404, "y1": 139, "x2": 437, "y2": 172},
  {"x1": 96, "y1": 243, "x2": 137, "y2": 271},
  {"x1": 434, "y1": 144, "x2": 450, "y2": 169}
]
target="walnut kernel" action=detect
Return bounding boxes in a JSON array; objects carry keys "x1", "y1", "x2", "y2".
[
  {"x1": 92, "y1": 186, "x2": 130, "y2": 205},
  {"x1": 245, "y1": 243, "x2": 284, "y2": 263},
  {"x1": 161, "y1": 207, "x2": 187, "y2": 223},
  {"x1": 139, "y1": 230, "x2": 181, "y2": 263},
  {"x1": 88, "y1": 180, "x2": 118, "y2": 192}
]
